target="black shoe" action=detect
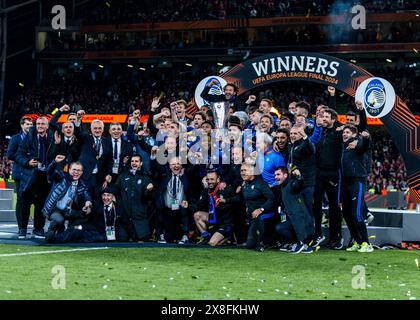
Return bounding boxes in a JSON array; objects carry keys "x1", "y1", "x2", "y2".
[
  {"x1": 18, "y1": 229, "x2": 27, "y2": 239},
  {"x1": 45, "y1": 230, "x2": 55, "y2": 242},
  {"x1": 255, "y1": 242, "x2": 265, "y2": 252},
  {"x1": 289, "y1": 242, "x2": 305, "y2": 254},
  {"x1": 332, "y1": 238, "x2": 344, "y2": 250},
  {"x1": 32, "y1": 229, "x2": 45, "y2": 239},
  {"x1": 279, "y1": 243, "x2": 293, "y2": 252}
]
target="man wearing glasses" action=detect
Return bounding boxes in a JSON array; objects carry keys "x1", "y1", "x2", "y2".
[{"x1": 43, "y1": 155, "x2": 92, "y2": 238}]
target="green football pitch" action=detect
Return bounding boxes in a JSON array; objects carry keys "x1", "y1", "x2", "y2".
[{"x1": 0, "y1": 244, "x2": 419, "y2": 300}]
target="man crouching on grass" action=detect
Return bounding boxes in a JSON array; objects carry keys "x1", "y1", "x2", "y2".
[
  {"x1": 193, "y1": 170, "x2": 238, "y2": 246},
  {"x1": 43, "y1": 155, "x2": 92, "y2": 238}
]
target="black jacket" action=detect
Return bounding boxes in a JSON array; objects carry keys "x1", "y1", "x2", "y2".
[
  {"x1": 316, "y1": 122, "x2": 343, "y2": 174},
  {"x1": 341, "y1": 136, "x2": 370, "y2": 179},
  {"x1": 196, "y1": 185, "x2": 237, "y2": 227},
  {"x1": 104, "y1": 136, "x2": 134, "y2": 176},
  {"x1": 288, "y1": 138, "x2": 316, "y2": 187},
  {"x1": 235, "y1": 176, "x2": 275, "y2": 220},
  {"x1": 47, "y1": 136, "x2": 81, "y2": 168},
  {"x1": 113, "y1": 169, "x2": 153, "y2": 219}
]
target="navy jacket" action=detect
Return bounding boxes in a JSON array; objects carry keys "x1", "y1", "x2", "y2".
[
  {"x1": 15, "y1": 127, "x2": 54, "y2": 194},
  {"x1": 75, "y1": 132, "x2": 112, "y2": 182},
  {"x1": 6, "y1": 131, "x2": 26, "y2": 180},
  {"x1": 341, "y1": 136, "x2": 370, "y2": 179}
]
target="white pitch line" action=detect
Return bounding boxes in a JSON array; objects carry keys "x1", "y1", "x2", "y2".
[{"x1": 0, "y1": 247, "x2": 109, "y2": 257}]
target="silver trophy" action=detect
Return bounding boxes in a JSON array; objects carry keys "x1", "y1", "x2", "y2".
[{"x1": 210, "y1": 101, "x2": 229, "y2": 129}]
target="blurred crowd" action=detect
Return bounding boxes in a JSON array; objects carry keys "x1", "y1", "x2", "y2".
[{"x1": 85, "y1": 0, "x2": 420, "y2": 24}]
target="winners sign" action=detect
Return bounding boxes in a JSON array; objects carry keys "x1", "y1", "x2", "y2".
[{"x1": 221, "y1": 52, "x2": 420, "y2": 203}]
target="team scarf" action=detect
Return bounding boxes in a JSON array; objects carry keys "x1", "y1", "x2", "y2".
[{"x1": 208, "y1": 183, "x2": 221, "y2": 224}]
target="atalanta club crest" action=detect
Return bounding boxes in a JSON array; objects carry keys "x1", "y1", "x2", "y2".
[
  {"x1": 355, "y1": 77, "x2": 396, "y2": 119},
  {"x1": 364, "y1": 79, "x2": 386, "y2": 117}
]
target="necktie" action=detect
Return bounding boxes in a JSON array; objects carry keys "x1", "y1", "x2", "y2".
[
  {"x1": 95, "y1": 138, "x2": 100, "y2": 153},
  {"x1": 113, "y1": 139, "x2": 118, "y2": 160},
  {"x1": 172, "y1": 175, "x2": 178, "y2": 199}
]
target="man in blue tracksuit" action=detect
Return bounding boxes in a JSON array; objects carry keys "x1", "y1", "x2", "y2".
[
  {"x1": 340, "y1": 125, "x2": 373, "y2": 253},
  {"x1": 254, "y1": 133, "x2": 285, "y2": 187}
]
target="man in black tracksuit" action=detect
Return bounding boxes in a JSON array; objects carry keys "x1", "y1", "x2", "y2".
[
  {"x1": 273, "y1": 167, "x2": 314, "y2": 253},
  {"x1": 237, "y1": 163, "x2": 275, "y2": 251},
  {"x1": 113, "y1": 155, "x2": 154, "y2": 242},
  {"x1": 313, "y1": 108, "x2": 344, "y2": 249},
  {"x1": 341, "y1": 125, "x2": 373, "y2": 252},
  {"x1": 288, "y1": 125, "x2": 316, "y2": 241}
]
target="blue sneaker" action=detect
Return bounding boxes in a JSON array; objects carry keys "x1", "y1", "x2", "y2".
[
  {"x1": 289, "y1": 242, "x2": 305, "y2": 254},
  {"x1": 302, "y1": 245, "x2": 314, "y2": 254}
]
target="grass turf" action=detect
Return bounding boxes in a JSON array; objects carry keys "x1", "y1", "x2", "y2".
[{"x1": 0, "y1": 244, "x2": 419, "y2": 300}]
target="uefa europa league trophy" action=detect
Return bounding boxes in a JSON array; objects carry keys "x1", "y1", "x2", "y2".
[{"x1": 210, "y1": 101, "x2": 229, "y2": 129}]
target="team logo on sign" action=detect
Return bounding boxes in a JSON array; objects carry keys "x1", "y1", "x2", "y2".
[
  {"x1": 355, "y1": 77, "x2": 396, "y2": 118},
  {"x1": 364, "y1": 79, "x2": 386, "y2": 116}
]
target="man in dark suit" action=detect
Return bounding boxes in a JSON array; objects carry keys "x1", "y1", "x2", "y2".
[
  {"x1": 15, "y1": 116, "x2": 54, "y2": 238},
  {"x1": 47, "y1": 122, "x2": 80, "y2": 172},
  {"x1": 103, "y1": 122, "x2": 133, "y2": 186},
  {"x1": 6, "y1": 116, "x2": 33, "y2": 238},
  {"x1": 152, "y1": 155, "x2": 191, "y2": 245},
  {"x1": 75, "y1": 119, "x2": 112, "y2": 200}
]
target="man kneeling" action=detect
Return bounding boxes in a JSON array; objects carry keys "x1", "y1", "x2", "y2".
[
  {"x1": 193, "y1": 171, "x2": 237, "y2": 246},
  {"x1": 43, "y1": 155, "x2": 92, "y2": 238}
]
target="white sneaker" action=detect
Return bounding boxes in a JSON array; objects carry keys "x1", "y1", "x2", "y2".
[
  {"x1": 157, "y1": 234, "x2": 166, "y2": 244},
  {"x1": 178, "y1": 235, "x2": 189, "y2": 245}
]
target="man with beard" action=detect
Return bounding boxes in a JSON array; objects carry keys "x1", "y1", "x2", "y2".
[
  {"x1": 272, "y1": 128, "x2": 290, "y2": 161},
  {"x1": 200, "y1": 80, "x2": 238, "y2": 128},
  {"x1": 193, "y1": 171, "x2": 237, "y2": 246},
  {"x1": 341, "y1": 125, "x2": 373, "y2": 253},
  {"x1": 113, "y1": 155, "x2": 154, "y2": 242},
  {"x1": 313, "y1": 108, "x2": 345, "y2": 249},
  {"x1": 7, "y1": 116, "x2": 33, "y2": 238}
]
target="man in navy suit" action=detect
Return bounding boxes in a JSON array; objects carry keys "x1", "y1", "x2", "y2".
[
  {"x1": 6, "y1": 116, "x2": 33, "y2": 238},
  {"x1": 103, "y1": 122, "x2": 134, "y2": 186},
  {"x1": 75, "y1": 119, "x2": 112, "y2": 200}
]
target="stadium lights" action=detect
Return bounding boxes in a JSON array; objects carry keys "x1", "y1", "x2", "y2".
[
  {"x1": 350, "y1": 59, "x2": 357, "y2": 63},
  {"x1": 18, "y1": 82, "x2": 24, "y2": 87},
  {"x1": 386, "y1": 59, "x2": 393, "y2": 63},
  {"x1": 185, "y1": 63, "x2": 192, "y2": 67},
  {"x1": 217, "y1": 63, "x2": 224, "y2": 66},
  {"x1": 413, "y1": 48, "x2": 419, "y2": 54},
  {"x1": 98, "y1": 65, "x2": 104, "y2": 69},
  {"x1": 127, "y1": 64, "x2": 134, "y2": 68},
  {"x1": 139, "y1": 67, "x2": 146, "y2": 71}
]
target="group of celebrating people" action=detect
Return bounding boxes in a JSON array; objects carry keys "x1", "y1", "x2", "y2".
[{"x1": 6, "y1": 81, "x2": 375, "y2": 254}]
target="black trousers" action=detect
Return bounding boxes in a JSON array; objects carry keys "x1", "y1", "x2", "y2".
[
  {"x1": 313, "y1": 172, "x2": 342, "y2": 241},
  {"x1": 20, "y1": 171, "x2": 50, "y2": 231},
  {"x1": 162, "y1": 207, "x2": 189, "y2": 243},
  {"x1": 14, "y1": 179, "x2": 23, "y2": 230},
  {"x1": 341, "y1": 178, "x2": 369, "y2": 244},
  {"x1": 48, "y1": 228, "x2": 106, "y2": 243},
  {"x1": 117, "y1": 218, "x2": 150, "y2": 241}
]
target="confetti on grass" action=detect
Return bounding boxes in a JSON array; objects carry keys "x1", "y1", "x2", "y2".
[{"x1": 415, "y1": 258, "x2": 419, "y2": 268}]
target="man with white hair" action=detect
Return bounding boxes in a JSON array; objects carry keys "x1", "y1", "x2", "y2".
[
  {"x1": 253, "y1": 132, "x2": 286, "y2": 187},
  {"x1": 76, "y1": 119, "x2": 112, "y2": 197}
]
